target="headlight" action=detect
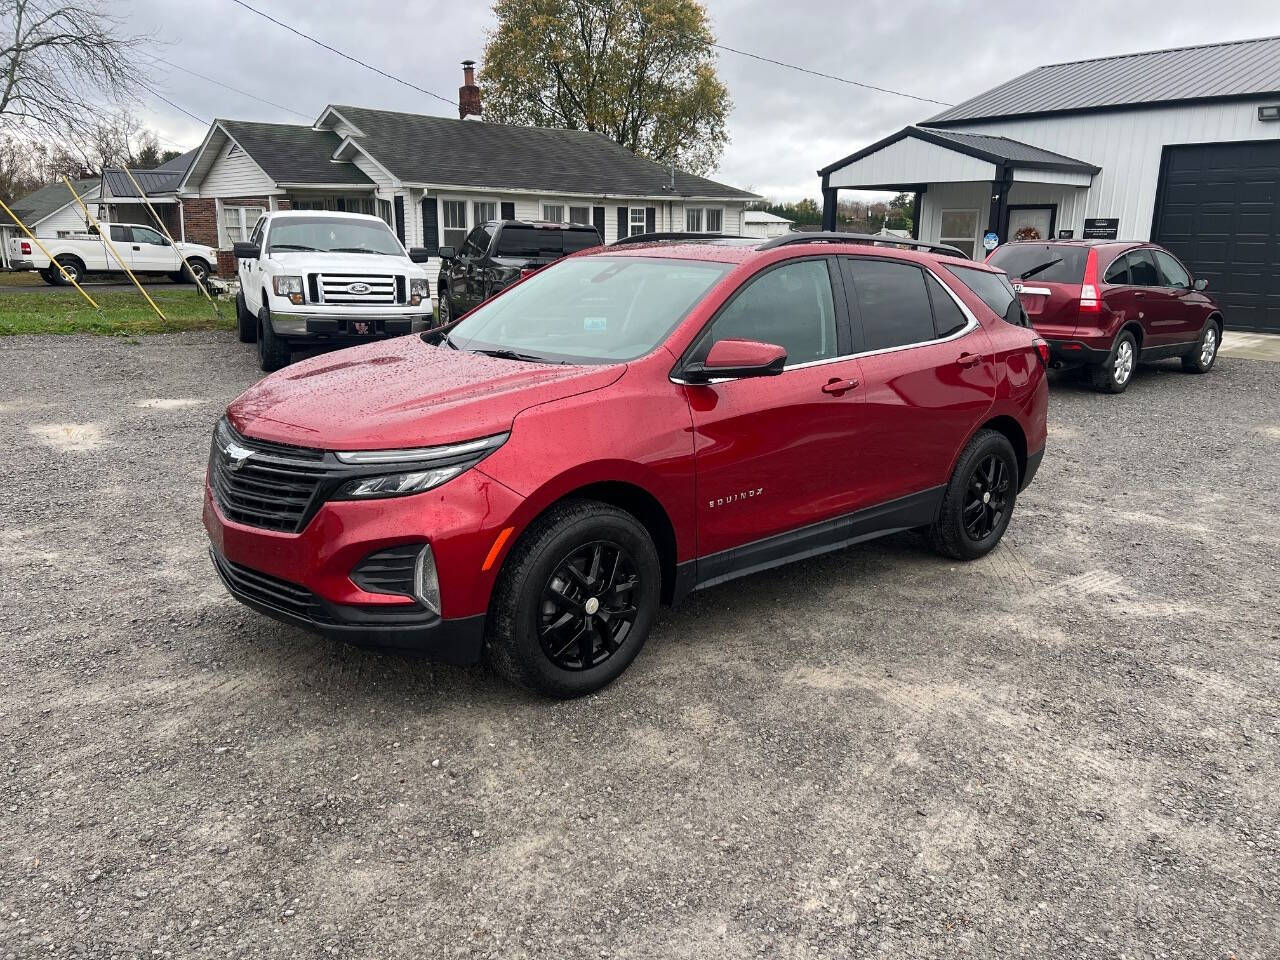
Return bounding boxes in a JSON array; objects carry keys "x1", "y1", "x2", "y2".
[
  {"x1": 273, "y1": 275, "x2": 304, "y2": 304},
  {"x1": 332, "y1": 433, "x2": 507, "y2": 500},
  {"x1": 409, "y1": 277, "x2": 429, "y2": 307}
]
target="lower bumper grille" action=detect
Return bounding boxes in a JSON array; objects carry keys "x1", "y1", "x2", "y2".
[{"x1": 211, "y1": 550, "x2": 321, "y2": 621}]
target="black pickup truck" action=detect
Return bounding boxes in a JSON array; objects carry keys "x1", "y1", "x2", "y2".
[{"x1": 436, "y1": 220, "x2": 602, "y2": 323}]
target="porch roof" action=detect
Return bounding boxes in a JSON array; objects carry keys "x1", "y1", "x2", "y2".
[{"x1": 819, "y1": 126, "x2": 1099, "y2": 191}]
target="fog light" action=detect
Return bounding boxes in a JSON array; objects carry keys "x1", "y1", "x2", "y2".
[{"x1": 414, "y1": 544, "x2": 441, "y2": 616}]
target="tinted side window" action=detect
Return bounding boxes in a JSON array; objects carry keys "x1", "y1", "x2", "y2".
[
  {"x1": 132, "y1": 226, "x2": 164, "y2": 245},
  {"x1": 848, "y1": 259, "x2": 935, "y2": 351},
  {"x1": 945, "y1": 264, "x2": 1025, "y2": 326},
  {"x1": 1127, "y1": 250, "x2": 1160, "y2": 286},
  {"x1": 109, "y1": 225, "x2": 128, "y2": 243},
  {"x1": 926, "y1": 274, "x2": 968, "y2": 338},
  {"x1": 463, "y1": 226, "x2": 490, "y2": 257},
  {"x1": 706, "y1": 259, "x2": 837, "y2": 365},
  {"x1": 1153, "y1": 250, "x2": 1191, "y2": 289},
  {"x1": 1103, "y1": 254, "x2": 1130, "y2": 285},
  {"x1": 249, "y1": 217, "x2": 266, "y2": 245}
]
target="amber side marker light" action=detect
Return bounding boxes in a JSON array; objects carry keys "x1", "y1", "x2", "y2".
[{"x1": 482, "y1": 526, "x2": 516, "y2": 571}]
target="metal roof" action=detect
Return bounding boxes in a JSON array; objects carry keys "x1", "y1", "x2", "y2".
[
  {"x1": 818, "y1": 126, "x2": 1099, "y2": 177},
  {"x1": 926, "y1": 34, "x2": 1280, "y2": 126},
  {"x1": 102, "y1": 167, "x2": 185, "y2": 198}
]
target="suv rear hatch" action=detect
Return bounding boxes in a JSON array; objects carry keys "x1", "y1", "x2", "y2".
[
  {"x1": 494, "y1": 225, "x2": 602, "y2": 271},
  {"x1": 986, "y1": 243, "x2": 1091, "y2": 339}
]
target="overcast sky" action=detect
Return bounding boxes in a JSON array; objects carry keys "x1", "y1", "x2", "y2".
[{"x1": 128, "y1": 0, "x2": 1279, "y2": 201}]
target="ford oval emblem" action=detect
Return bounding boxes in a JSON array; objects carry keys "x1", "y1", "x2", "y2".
[{"x1": 347, "y1": 282, "x2": 372, "y2": 295}]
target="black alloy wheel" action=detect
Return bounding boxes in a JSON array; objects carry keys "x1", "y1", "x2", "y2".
[
  {"x1": 539, "y1": 541, "x2": 640, "y2": 670},
  {"x1": 963, "y1": 454, "x2": 1011, "y2": 542}
]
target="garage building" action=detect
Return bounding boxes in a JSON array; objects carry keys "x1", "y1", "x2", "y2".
[{"x1": 818, "y1": 36, "x2": 1280, "y2": 332}]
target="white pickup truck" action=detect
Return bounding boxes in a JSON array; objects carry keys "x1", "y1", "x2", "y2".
[
  {"x1": 6, "y1": 223, "x2": 219, "y2": 286},
  {"x1": 232, "y1": 210, "x2": 435, "y2": 371}
]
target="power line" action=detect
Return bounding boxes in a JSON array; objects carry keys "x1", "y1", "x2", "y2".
[
  {"x1": 156, "y1": 57, "x2": 312, "y2": 120},
  {"x1": 144, "y1": 87, "x2": 208, "y2": 126},
  {"x1": 711, "y1": 43, "x2": 954, "y2": 107},
  {"x1": 226, "y1": 0, "x2": 457, "y2": 107}
]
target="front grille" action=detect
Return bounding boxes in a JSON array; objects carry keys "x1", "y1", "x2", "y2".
[
  {"x1": 208, "y1": 422, "x2": 330, "y2": 533},
  {"x1": 351, "y1": 545, "x2": 421, "y2": 597},
  {"x1": 211, "y1": 551, "x2": 320, "y2": 621},
  {"x1": 313, "y1": 273, "x2": 398, "y2": 304}
]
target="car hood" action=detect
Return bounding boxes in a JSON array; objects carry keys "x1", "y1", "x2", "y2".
[
  {"x1": 267, "y1": 251, "x2": 426, "y2": 277},
  {"x1": 227, "y1": 335, "x2": 624, "y2": 450}
]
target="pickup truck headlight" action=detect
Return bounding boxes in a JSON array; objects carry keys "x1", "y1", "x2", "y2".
[
  {"x1": 332, "y1": 433, "x2": 507, "y2": 500},
  {"x1": 409, "y1": 277, "x2": 429, "y2": 307},
  {"x1": 273, "y1": 275, "x2": 304, "y2": 305}
]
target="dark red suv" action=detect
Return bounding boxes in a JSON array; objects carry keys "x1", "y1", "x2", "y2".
[
  {"x1": 986, "y1": 240, "x2": 1223, "y2": 393},
  {"x1": 204, "y1": 234, "x2": 1049, "y2": 697}
]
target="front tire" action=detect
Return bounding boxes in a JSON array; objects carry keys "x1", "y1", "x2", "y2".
[
  {"x1": 1181, "y1": 322, "x2": 1219, "y2": 374},
  {"x1": 1090, "y1": 330, "x2": 1137, "y2": 393},
  {"x1": 930, "y1": 429, "x2": 1019, "y2": 561},
  {"x1": 486, "y1": 500, "x2": 661, "y2": 698},
  {"x1": 235, "y1": 291, "x2": 255, "y2": 343},
  {"x1": 437, "y1": 292, "x2": 453, "y2": 326},
  {"x1": 256, "y1": 305, "x2": 290, "y2": 372}
]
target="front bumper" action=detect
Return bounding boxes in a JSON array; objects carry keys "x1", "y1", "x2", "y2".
[{"x1": 270, "y1": 311, "x2": 435, "y2": 341}]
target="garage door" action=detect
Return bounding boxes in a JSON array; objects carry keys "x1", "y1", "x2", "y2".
[{"x1": 1152, "y1": 140, "x2": 1280, "y2": 333}]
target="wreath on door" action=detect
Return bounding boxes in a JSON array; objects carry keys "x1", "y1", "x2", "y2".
[{"x1": 1014, "y1": 226, "x2": 1043, "y2": 242}]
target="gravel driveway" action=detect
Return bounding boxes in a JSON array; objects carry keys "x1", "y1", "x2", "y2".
[{"x1": 2, "y1": 332, "x2": 1277, "y2": 959}]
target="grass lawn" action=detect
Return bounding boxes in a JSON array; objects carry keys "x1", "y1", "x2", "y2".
[{"x1": 0, "y1": 289, "x2": 234, "y2": 336}]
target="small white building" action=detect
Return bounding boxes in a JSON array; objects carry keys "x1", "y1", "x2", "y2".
[
  {"x1": 0, "y1": 179, "x2": 100, "y2": 269},
  {"x1": 741, "y1": 210, "x2": 794, "y2": 239},
  {"x1": 818, "y1": 36, "x2": 1280, "y2": 332}
]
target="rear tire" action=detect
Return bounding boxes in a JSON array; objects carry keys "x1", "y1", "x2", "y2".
[
  {"x1": 1181, "y1": 322, "x2": 1219, "y2": 374},
  {"x1": 930, "y1": 429, "x2": 1019, "y2": 561},
  {"x1": 1089, "y1": 330, "x2": 1136, "y2": 393},
  {"x1": 256, "y1": 305, "x2": 290, "y2": 372},
  {"x1": 235, "y1": 291, "x2": 255, "y2": 343},
  {"x1": 485, "y1": 499, "x2": 661, "y2": 698},
  {"x1": 51, "y1": 256, "x2": 84, "y2": 286},
  {"x1": 39, "y1": 269, "x2": 58, "y2": 285}
]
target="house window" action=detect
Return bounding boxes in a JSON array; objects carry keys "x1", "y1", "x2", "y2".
[
  {"x1": 344, "y1": 196, "x2": 375, "y2": 215},
  {"x1": 221, "y1": 204, "x2": 264, "y2": 245},
  {"x1": 939, "y1": 210, "x2": 979, "y2": 260},
  {"x1": 441, "y1": 199, "x2": 468, "y2": 248},
  {"x1": 542, "y1": 204, "x2": 564, "y2": 223},
  {"x1": 629, "y1": 207, "x2": 647, "y2": 237},
  {"x1": 377, "y1": 198, "x2": 393, "y2": 226},
  {"x1": 291, "y1": 199, "x2": 327, "y2": 211},
  {"x1": 686, "y1": 208, "x2": 703, "y2": 232},
  {"x1": 473, "y1": 200, "x2": 497, "y2": 225},
  {"x1": 568, "y1": 206, "x2": 591, "y2": 225},
  {"x1": 685, "y1": 207, "x2": 723, "y2": 232}
]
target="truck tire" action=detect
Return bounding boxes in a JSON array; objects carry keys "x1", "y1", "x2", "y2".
[
  {"x1": 257, "y1": 305, "x2": 291, "y2": 372},
  {"x1": 235, "y1": 291, "x2": 255, "y2": 343},
  {"x1": 39, "y1": 269, "x2": 59, "y2": 285},
  {"x1": 172, "y1": 259, "x2": 209, "y2": 285},
  {"x1": 52, "y1": 256, "x2": 84, "y2": 286}
]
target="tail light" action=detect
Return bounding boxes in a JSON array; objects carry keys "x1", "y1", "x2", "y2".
[
  {"x1": 520, "y1": 267, "x2": 537, "y2": 279},
  {"x1": 1032, "y1": 337, "x2": 1051, "y2": 368},
  {"x1": 20, "y1": 241, "x2": 31, "y2": 255},
  {"x1": 1078, "y1": 248, "x2": 1101, "y2": 316}
]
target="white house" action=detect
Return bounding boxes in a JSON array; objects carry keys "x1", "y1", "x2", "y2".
[
  {"x1": 0, "y1": 179, "x2": 100, "y2": 268},
  {"x1": 818, "y1": 36, "x2": 1280, "y2": 333},
  {"x1": 741, "y1": 210, "x2": 794, "y2": 238}
]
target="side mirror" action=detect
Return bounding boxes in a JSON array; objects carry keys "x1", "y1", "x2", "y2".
[
  {"x1": 683, "y1": 339, "x2": 787, "y2": 382},
  {"x1": 232, "y1": 241, "x2": 260, "y2": 260},
  {"x1": 1193, "y1": 278, "x2": 1208, "y2": 291},
  {"x1": 438, "y1": 246, "x2": 457, "y2": 260},
  {"x1": 408, "y1": 247, "x2": 432, "y2": 264}
]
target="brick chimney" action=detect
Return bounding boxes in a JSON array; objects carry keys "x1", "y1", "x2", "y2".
[{"x1": 458, "y1": 60, "x2": 482, "y2": 120}]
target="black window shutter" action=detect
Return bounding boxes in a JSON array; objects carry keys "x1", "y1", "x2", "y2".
[
  {"x1": 592, "y1": 206, "x2": 606, "y2": 239},
  {"x1": 645, "y1": 207, "x2": 656, "y2": 234},
  {"x1": 393, "y1": 195, "x2": 406, "y2": 243},
  {"x1": 421, "y1": 196, "x2": 439, "y2": 256},
  {"x1": 500, "y1": 201, "x2": 515, "y2": 220},
  {"x1": 334, "y1": 197, "x2": 346, "y2": 212},
  {"x1": 616, "y1": 206, "x2": 628, "y2": 240}
]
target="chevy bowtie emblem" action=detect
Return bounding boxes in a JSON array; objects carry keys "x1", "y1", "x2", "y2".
[
  {"x1": 224, "y1": 440, "x2": 254, "y2": 472},
  {"x1": 347, "y1": 282, "x2": 372, "y2": 295}
]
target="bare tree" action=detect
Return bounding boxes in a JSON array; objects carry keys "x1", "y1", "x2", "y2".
[{"x1": 0, "y1": 0, "x2": 146, "y2": 137}]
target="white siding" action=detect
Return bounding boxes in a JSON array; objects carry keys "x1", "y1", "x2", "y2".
[
  {"x1": 202, "y1": 140, "x2": 276, "y2": 197},
  {"x1": 36, "y1": 200, "x2": 95, "y2": 237},
  {"x1": 919, "y1": 181, "x2": 1089, "y2": 251},
  {"x1": 829, "y1": 136, "x2": 996, "y2": 189},
  {"x1": 943, "y1": 100, "x2": 1280, "y2": 240},
  {"x1": 349, "y1": 151, "x2": 398, "y2": 192}
]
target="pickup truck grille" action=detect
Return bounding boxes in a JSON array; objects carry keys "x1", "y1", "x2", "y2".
[
  {"x1": 208, "y1": 421, "x2": 329, "y2": 533},
  {"x1": 311, "y1": 273, "x2": 401, "y2": 305}
]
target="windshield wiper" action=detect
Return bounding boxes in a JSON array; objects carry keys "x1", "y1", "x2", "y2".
[
  {"x1": 1019, "y1": 257, "x2": 1063, "y2": 280},
  {"x1": 470, "y1": 348, "x2": 561, "y2": 364},
  {"x1": 269, "y1": 243, "x2": 316, "y2": 251},
  {"x1": 328, "y1": 247, "x2": 377, "y2": 254}
]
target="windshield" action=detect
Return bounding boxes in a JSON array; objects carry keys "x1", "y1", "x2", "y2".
[
  {"x1": 266, "y1": 217, "x2": 404, "y2": 256},
  {"x1": 446, "y1": 255, "x2": 732, "y2": 364},
  {"x1": 495, "y1": 226, "x2": 601, "y2": 259},
  {"x1": 986, "y1": 243, "x2": 1090, "y2": 283}
]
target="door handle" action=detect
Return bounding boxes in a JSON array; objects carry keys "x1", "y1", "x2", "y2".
[
  {"x1": 821, "y1": 377, "x2": 859, "y2": 395},
  {"x1": 957, "y1": 352, "x2": 984, "y2": 368},
  {"x1": 132, "y1": 245, "x2": 140, "y2": 251},
  {"x1": 1134, "y1": 291, "x2": 1146, "y2": 299}
]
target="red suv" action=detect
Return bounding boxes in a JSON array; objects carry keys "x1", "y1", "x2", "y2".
[
  {"x1": 986, "y1": 240, "x2": 1223, "y2": 393},
  {"x1": 204, "y1": 234, "x2": 1049, "y2": 697}
]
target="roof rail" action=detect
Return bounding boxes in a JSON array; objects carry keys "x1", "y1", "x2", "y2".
[
  {"x1": 610, "y1": 232, "x2": 743, "y2": 246},
  {"x1": 757, "y1": 232, "x2": 970, "y2": 259}
]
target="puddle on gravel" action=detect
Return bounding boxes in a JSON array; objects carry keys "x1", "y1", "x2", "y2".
[
  {"x1": 136, "y1": 398, "x2": 204, "y2": 410},
  {"x1": 28, "y1": 422, "x2": 104, "y2": 451}
]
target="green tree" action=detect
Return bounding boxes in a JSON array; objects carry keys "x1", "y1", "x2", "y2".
[{"x1": 480, "y1": 0, "x2": 731, "y2": 175}]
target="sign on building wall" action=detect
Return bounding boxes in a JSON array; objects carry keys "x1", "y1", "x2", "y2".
[{"x1": 1082, "y1": 218, "x2": 1120, "y2": 240}]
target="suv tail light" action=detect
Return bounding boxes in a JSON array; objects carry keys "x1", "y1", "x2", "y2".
[
  {"x1": 20, "y1": 241, "x2": 31, "y2": 255},
  {"x1": 520, "y1": 266, "x2": 537, "y2": 279},
  {"x1": 1032, "y1": 337, "x2": 1051, "y2": 368},
  {"x1": 1079, "y1": 248, "x2": 1101, "y2": 316}
]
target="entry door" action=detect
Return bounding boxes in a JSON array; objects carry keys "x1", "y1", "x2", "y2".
[
  {"x1": 128, "y1": 225, "x2": 174, "y2": 272},
  {"x1": 1007, "y1": 207, "x2": 1054, "y2": 243},
  {"x1": 687, "y1": 258, "x2": 864, "y2": 558}
]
